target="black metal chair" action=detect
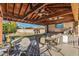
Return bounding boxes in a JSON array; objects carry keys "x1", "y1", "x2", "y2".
[{"x1": 40, "y1": 34, "x2": 64, "y2": 56}]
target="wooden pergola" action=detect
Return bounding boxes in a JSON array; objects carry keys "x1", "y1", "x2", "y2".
[
  {"x1": 0, "y1": 4, "x2": 79, "y2": 56},
  {"x1": 0, "y1": 3, "x2": 76, "y2": 25}
]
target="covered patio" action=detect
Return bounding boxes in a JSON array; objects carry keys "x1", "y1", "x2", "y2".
[{"x1": 0, "y1": 3, "x2": 79, "y2": 56}]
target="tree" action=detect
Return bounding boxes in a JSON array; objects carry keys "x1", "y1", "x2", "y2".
[{"x1": 3, "y1": 22, "x2": 17, "y2": 34}]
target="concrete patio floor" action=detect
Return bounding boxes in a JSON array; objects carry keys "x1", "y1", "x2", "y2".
[{"x1": 40, "y1": 44, "x2": 79, "y2": 56}]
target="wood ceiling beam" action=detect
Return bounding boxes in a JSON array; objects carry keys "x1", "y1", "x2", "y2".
[
  {"x1": 18, "y1": 3, "x2": 23, "y2": 15},
  {"x1": 4, "y1": 13, "x2": 73, "y2": 25},
  {"x1": 1, "y1": 4, "x2": 7, "y2": 14},
  {"x1": 5, "y1": 4, "x2": 7, "y2": 14},
  {"x1": 29, "y1": 3, "x2": 33, "y2": 10},
  {"x1": 0, "y1": 4, "x2": 7, "y2": 18},
  {"x1": 3, "y1": 12, "x2": 23, "y2": 19},
  {"x1": 0, "y1": 5, "x2": 3, "y2": 17},
  {"x1": 28, "y1": 13, "x2": 35, "y2": 19},
  {"x1": 46, "y1": 3, "x2": 71, "y2": 8},
  {"x1": 3, "y1": 15, "x2": 45, "y2": 25},
  {"x1": 31, "y1": 14, "x2": 36, "y2": 19},
  {"x1": 24, "y1": 4, "x2": 29, "y2": 15},
  {"x1": 42, "y1": 18, "x2": 74, "y2": 25},
  {"x1": 35, "y1": 9, "x2": 72, "y2": 23},
  {"x1": 71, "y1": 3, "x2": 79, "y2": 21},
  {"x1": 46, "y1": 6, "x2": 71, "y2": 8},
  {"x1": 3, "y1": 16, "x2": 42, "y2": 25},
  {"x1": 13, "y1": 3, "x2": 15, "y2": 16},
  {"x1": 34, "y1": 15, "x2": 39, "y2": 20},
  {"x1": 6, "y1": 3, "x2": 8, "y2": 20},
  {"x1": 22, "y1": 3, "x2": 48, "y2": 20},
  {"x1": 48, "y1": 8, "x2": 71, "y2": 11},
  {"x1": 8, "y1": 4, "x2": 14, "y2": 12},
  {"x1": 19, "y1": 4, "x2": 29, "y2": 16},
  {"x1": 49, "y1": 19, "x2": 74, "y2": 25},
  {"x1": 13, "y1": 3, "x2": 21, "y2": 16},
  {"x1": 36, "y1": 14, "x2": 74, "y2": 25}
]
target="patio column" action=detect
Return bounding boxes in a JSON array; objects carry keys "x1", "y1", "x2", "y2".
[
  {"x1": 78, "y1": 21, "x2": 79, "y2": 36},
  {"x1": 45, "y1": 25, "x2": 49, "y2": 33},
  {"x1": 0, "y1": 17, "x2": 3, "y2": 45},
  {"x1": 71, "y1": 3, "x2": 79, "y2": 36},
  {"x1": 0, "y1": 5, "x2": 3, "y2": 45},
  {"x1": 74, "y1": 21, "x2": 79, "y2": 36}
]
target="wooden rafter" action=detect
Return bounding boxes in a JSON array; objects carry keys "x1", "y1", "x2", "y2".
[
  {"x1": 14, "y1": 3, "x2": 21, "y2": 16},
  {"x1": 13, "y1": 3, "x2": 15, "y2": 16},
  {"x1": 3, "y1": 12, "x2": 23, "y2": 19},
  {"x1": 19, "y1": 4, "x2": 28, "y2": 16},
  {"x1": 49, "y1": 19, "x2": 74, "y2": 25},
  {"x1": 22, "y1": 3, "x2": 48, "y2": 20},
  {"x1": 34, "y1": 15, "x2": 39, "y2": 20},
  {"x1": 8, "y1": 4, "x2": 14, "y2": 12},
  {"x1": 24, "y1": 4, "x2": 29, "y2": 15},
  {"x1": 46, "y1": 3, "x2": 71, "y2": 8},
  {"x1": 0, "y1": 5, "x2": 3, "y2": 17},
  {"x1": 1, "y1": 3, "x2": 75, "y2": 25},
  {"x1": 18, "y1": 3, "x2": 23, "y2": 15},
  {"x1": 5, "y1": 4, "x2": 7, "y2": 14},
  {"x1": 3, "y1": 16, "x2": 42, "y2": 25},
  {"x1": 6, "y1": 3, "x2": 8, "y2": 20},
  {"x1": 39, "y1": 18, "x2": 74, "y2": 25},
  {"x1": 29, "y1": 3, "x2": 33, "y2": 10},
  {"x1": 35, "y1": 9, "x2": 72, "y2": 23},
  {"x1": 27, "y1": 13, "x2": 35, "y2": 19},
  {"x1": 31, "y1": 13, "x2": 36, "y2": 19},
  {"x1": 3, "y1": 11, "x2": 23, "y2": 19}
]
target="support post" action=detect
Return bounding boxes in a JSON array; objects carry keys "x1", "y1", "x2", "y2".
[
  {"x1": 0, "y1": 17, "x2": 3, "y2": 45},
  {"x1": 0, "y1": 5, "x2": 3, "y2": 45},
  {"x1": 73, "y1": 21, "x2": 79, "y2": 36},
  {"x1": 45, "y1": 25, "x2": 49, "y2": 33}
]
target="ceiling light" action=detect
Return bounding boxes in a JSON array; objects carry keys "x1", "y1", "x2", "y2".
[
  {"x1": 54, "y1": 17, "x2": 58, "y2": 20},
  {"x1": 54, "y1": 17, "x2": 64, "y2": 20},
  {"x1": 49, "y1": 18, "x2": 53, "y2": 20}
]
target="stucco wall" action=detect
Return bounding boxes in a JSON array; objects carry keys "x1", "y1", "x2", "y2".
[
  {"x1": 48, "y1": 22, "x2": 74, "y2": 32},
  {"x1": 64, "y1": 22, "x2": 74, "y2": 28}
]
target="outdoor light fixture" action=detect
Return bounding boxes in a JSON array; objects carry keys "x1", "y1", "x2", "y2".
[
  {"x1": 54, "y1": 17, "x2": 64, "y2": 20},
  {"x1": 49, "y1": 18, "x2": 53, "y2": 20},
  {"x1": 54, "y1": 17, "x2": 58, "y2": 20}
]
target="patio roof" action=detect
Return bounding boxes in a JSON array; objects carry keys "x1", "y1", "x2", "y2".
[{"x1": 0, "y1": 3, "x2": 75, "y2": 25}]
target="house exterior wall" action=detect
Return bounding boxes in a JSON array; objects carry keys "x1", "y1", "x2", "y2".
[
  {"x1": 48, "y1": 22, "x2": 74, "y2": 32},
  {"x1": 17, "y1": 28, "x2": 45, "y2": 34}
]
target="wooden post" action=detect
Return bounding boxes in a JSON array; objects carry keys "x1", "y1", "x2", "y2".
[
  {"x1": 45, "y1": 25, "x2": 49, "y2": 33},
  {"x1": 73, "y1": 21, "x2": 78, "y2": 36},
  {"x1": 0, "y1": 17, "x2": 3, "y2": 45},
  {"x1": 0, "y1": 5, "x2": 3, "y2": 45},
  {"x1": 71, "y1": 3, "x2": 79, "y2": 36},
  {"x1": 71, "y1": 3, "x2": 78, "y2": 21}
]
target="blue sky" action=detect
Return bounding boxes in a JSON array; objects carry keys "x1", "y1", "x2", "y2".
[
  {"x1": 16, "y1": 22, "x2": 41, "y2": 28},
  {"x1": 3, "y1": 20, "x2": 44, "y2": 28}
]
